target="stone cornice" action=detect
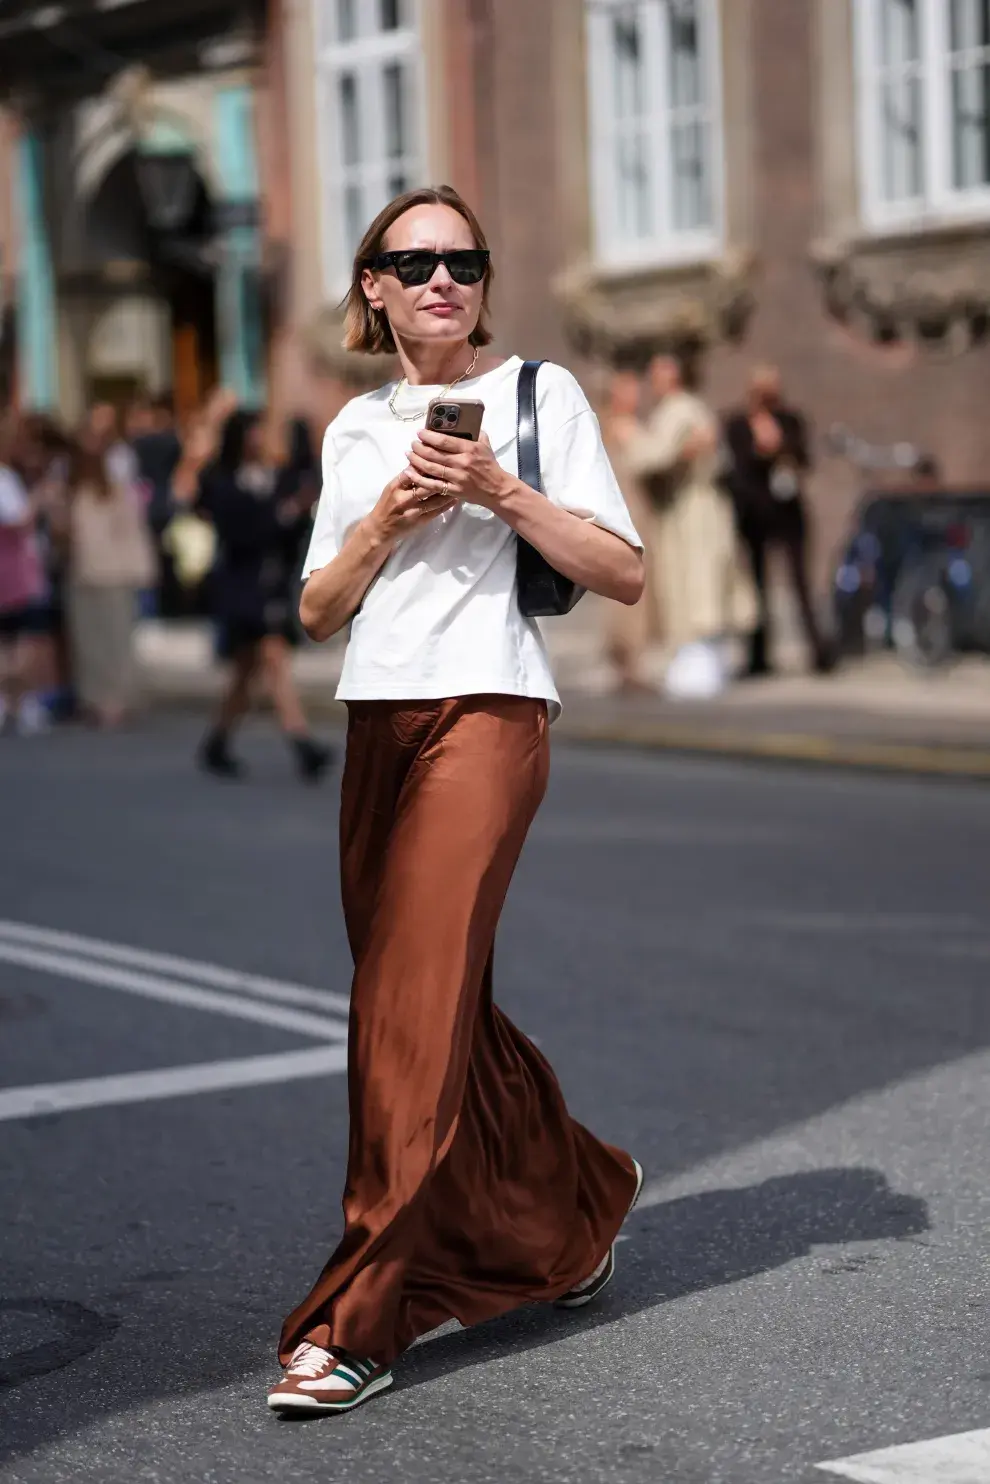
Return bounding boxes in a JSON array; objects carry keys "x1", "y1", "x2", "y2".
[
  {"x1": 552, "y1": 248, "x2": 758, "y2": 365},
  {"x1": 811, "y1": 221, "x2": 990, "y2": 356}
]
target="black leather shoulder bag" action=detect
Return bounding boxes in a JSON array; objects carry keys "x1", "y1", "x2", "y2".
[{"x1": 514, "y1": 359, "x2": 586, "y2": 618}]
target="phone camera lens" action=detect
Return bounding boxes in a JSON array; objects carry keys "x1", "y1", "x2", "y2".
[{"x1": 445, "y1": 409, "x2": 458, "y2": 424}]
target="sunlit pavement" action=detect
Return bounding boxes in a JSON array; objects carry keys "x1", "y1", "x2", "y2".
[{"x1": 2, "y1": 715, "x2": 990, "y2": 1483}]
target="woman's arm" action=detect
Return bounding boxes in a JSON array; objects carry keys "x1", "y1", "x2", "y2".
[
  {"x1": 493, "y1": 482, "x2": 644, "y2": 605},
  {"x1": 299, "y1": 472, "x2": 456, "y2": 642},
  {"x1": 172, "y1": 422, "x2": 219, "y2": 504},
  {"x1": 407, "y1": 428, "x2": 644, "y2": 606}
]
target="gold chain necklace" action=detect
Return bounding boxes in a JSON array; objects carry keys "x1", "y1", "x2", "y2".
[{"x1": 387, "y1": 347, "x2": 480, "y2": 423}]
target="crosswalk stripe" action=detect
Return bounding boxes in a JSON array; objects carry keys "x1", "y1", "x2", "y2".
[
  {"x1": 817, "y1": 1428, "x2": 990, "y2": 1483},
  {"x1": 0, "y1": 1046, "x2": 348, "y2": 1122},
  {"x1": 0, "y1": 940, "x2": 348, "y2": 1042},
  {"x1": 0, "y1": 919, "x2": 351, "y2": 1015}
]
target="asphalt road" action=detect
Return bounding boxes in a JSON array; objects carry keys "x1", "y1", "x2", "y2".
[{"x1": 2, "y1": 715, "x2": 990, "y2": 1484}]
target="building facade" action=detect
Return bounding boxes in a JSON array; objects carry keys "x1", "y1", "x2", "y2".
[
  {"x1": 0, "y1": 0, "x2": 274, "y2": 426},
  {"x1": 2, "y1": 0, "x2": 988, "y2": 572},
  {"x1": 283, "y1": 0, "x2": 990, "y2": 569}
]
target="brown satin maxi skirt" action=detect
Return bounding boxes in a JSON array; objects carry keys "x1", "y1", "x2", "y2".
[{"x1": 278, "y1": 695, "x2": 638, "y2": 1368}]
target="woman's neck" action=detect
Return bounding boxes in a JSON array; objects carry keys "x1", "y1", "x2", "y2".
[{"x1": 395, "y1": 339, "x2": 477, "y2": 387}]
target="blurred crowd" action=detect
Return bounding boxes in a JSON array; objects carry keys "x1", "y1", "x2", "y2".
[
  {"x1": 0, "y1": 390, "x2": 331, "y2": 780},
  {"x1": 602, "y1": 354, "x2": 836, "y2": 699},
  {"x1": 0, "y1": 353, "x2": 837, "y2": 751}
]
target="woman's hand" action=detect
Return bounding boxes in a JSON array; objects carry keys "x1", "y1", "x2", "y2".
[
  {"x1": 406, "y1": 429, "x2": 511, "y2": 511},
  {"x1": 299, "y1": 471, "x2": 453, "y2": 643},
  {"x1": 367, "y1": 467, "x2": 457, "y2": 542},
  {"x1": 681, "y1": 423, "x2": 717, "y2": 463},
  {"x1": 750, "y1": 410, "x2": 783, "y2": 458}
]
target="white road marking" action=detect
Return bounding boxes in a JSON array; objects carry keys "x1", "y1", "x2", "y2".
[
  {"x1": 0, "y1": 1046, "x2": 348, "y2": 1122},
  {"x1": 816, "y1": 1429, "x2": 990, "y2": 1483},
  {"x1": 0, "y1": 919, "x2": 351, "y2": 1014},
  {"x1": 737, "y1": 910, "x2": 981, "y2": 935},
  {"x1": 0, "y1": 940, "x2": 348, "y2": 1042},
  {"x1": 532, "y1": 820, "x2": 785, "y2": 845}
]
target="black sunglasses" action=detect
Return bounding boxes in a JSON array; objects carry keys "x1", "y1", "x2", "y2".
[{"x1": 366, "y1": 249, "x2": 490, "y2": 286}]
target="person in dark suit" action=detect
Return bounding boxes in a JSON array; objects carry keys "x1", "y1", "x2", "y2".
[{"x1": 723, "y1": 364, "x2": 834, "y2": 676}]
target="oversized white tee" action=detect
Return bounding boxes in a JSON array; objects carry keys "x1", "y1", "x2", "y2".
[{"x1": 302, "y1": 356, "x2": 641, "y2": 720}]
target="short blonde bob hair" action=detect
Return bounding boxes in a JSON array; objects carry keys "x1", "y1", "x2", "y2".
[{"x1": 343, "y1": 184, "x2": 494, "y2": 356}]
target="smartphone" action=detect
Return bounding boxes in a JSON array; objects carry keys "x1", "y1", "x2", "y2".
[{"x1": 424, "y1": 398, "x2": 485, "y2": 441}]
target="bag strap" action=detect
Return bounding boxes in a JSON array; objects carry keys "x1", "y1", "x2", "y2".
[{"x1": 516, "y1": 359, "x2": 546, "y2": 495}]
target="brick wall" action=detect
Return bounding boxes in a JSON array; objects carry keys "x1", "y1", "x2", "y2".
[{"x1": 462, "y1": 0, "x2": 990, "y2": 584}]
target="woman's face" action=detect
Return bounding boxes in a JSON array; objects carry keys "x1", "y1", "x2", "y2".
[{"x1": 362, "y1": 203, "x2": 484, "y2": 351}]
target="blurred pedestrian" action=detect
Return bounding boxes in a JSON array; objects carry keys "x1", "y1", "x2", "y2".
[
  {"x1": 173, "y1": 401, "x2": 332, "y2": 782},
  {"x1": 269, "y1": 184, "x2": 643, "y2": 1418},
  {"x1": 618, "y1": 353, "x2": 740, "y2": 698},
  {"x1": 87, "y1": 401, "x2": 139, "y2": 487},
  {"x1": 723, "y1": 364, "x2": 834, "y2": 676},
  {"x1": 0, "y1": 413, "x2": 48, "y2": 734},
  {"x1": 62, "y1": 437, "x2": 156, "y2": 728},
  {"x1": 17, "y1": 415, "x2": 75, "y2": 721},
  {"x1": 601, "y1": 367, "x2": 658, "y2": 692},
  {"x1": 131, "y1": 393, "x2": 183, "y2": 617}
]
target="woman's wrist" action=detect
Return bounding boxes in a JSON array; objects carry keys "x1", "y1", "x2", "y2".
[
  {"x1": 358, "y1": 511, "x2": 397, "y2": 558},
  {"x1": 490, "y1": 474, "x2": 541, "y2": 528}
]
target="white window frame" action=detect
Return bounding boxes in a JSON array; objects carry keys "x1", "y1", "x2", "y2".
[
  {"x1": 313, "y1": 0, "x2": 426, "y2": 297},
  {"x1": 585, "y1": 0, "x2": 725, "y2": 271},
  {"x1": 854, "y1": 0, "x2": 990, "y2": 232}
]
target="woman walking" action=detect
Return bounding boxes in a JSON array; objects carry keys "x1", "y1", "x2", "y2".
[
  {"x1": 62, "y1": 439, "x2": 156, "y2": 728},
  {"x1": 268, "y1": 185, "x2": 645, "y2": 1416},
  {"x1": 174, "y1": 404, "x2": 332, "y2": 782}
]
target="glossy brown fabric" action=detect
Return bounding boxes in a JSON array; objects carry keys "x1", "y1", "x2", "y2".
[{"x1": 278, "y1": 695, "x2": 637, "y2": 1367}]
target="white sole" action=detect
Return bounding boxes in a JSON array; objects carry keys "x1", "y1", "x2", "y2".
[
  {"x1": 555, "y1": 1156, "x2": 644, "y2": 1310},
  {"x1": 268, "y1": 1371, "x2": 393, "y2": 1414},
  {"x1": 553, "y1": 1254, "x2": 614, "y2": 1309},
  {"x1": 629, "y1": 1157, "x2": 645, "y2": 1212}
]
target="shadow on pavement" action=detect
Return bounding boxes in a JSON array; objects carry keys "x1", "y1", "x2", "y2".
[
  {"x1": 396, "y1": 1167, "x2": 928, "y2": 1393},
  {"x1": 0, "y1": 1168, "x2": 926, "y2": 1468}
]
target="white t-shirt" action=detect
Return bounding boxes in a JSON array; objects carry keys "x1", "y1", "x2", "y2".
[{"x1": 302, "y1": 355, "x2": 642, "y2": 720}]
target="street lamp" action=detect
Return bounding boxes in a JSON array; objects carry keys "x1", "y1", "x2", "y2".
[
  {"x1": 106, "y1": 66, "x2": 199, "y2": 235},
  {"x1": 134, "y1": 147, "x2": 199, "y2": 234}
]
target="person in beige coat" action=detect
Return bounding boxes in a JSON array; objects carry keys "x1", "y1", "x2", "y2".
[
  {"x1": 612, "y1": 355, "x2": 749, "y2": 694},
  {"x1": 601, "y1": 369, "x2": 660, "y2": 692},
  {"x1": 63, "y1": 442, "x2": 156, "y2": 728}
]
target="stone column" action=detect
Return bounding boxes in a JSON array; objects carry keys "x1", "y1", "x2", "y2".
[
  {"x1": 15, "y1": 128, "x2": 58, "y2": 411},
  {"x1": 213, "y1": 82, "x2": 266, "y2": 408}
]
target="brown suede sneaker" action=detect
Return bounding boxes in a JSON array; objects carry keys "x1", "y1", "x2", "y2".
[
  {"x1": 555, "y1": 1156, "x2": 644, "y2": 1309},
  {"x1": 267, "y1": 1342, "x2": 393, "y2": 1414}
]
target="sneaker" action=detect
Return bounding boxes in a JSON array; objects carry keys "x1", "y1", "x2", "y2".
[
  {"x1": 267, "y1": 1342, "x2": 393, "y2": 1415},
  {"x1": 554, "y1": 1157, "x2": 644, "y2": 1309},
  {"x1": 290, "y1": 735, "x2": 334, "y2": 784},
  {"x1": 198, "y1": 730, "x2": 245, "y2": 780}
]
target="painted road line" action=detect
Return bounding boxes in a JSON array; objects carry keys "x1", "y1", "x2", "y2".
[
  {"x1": 0, "y1": 941, "x2": 348, "y2": 1042},
  {"x1": 0, "y1": 919, "x2": 351, "y2": 1015},
  {"x1": 817, "y1": 1428, "x2": 990, "y2": 1483},
  {"x1": 0, "y1": 1046, "x2": 348, "y2": 1123}
]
